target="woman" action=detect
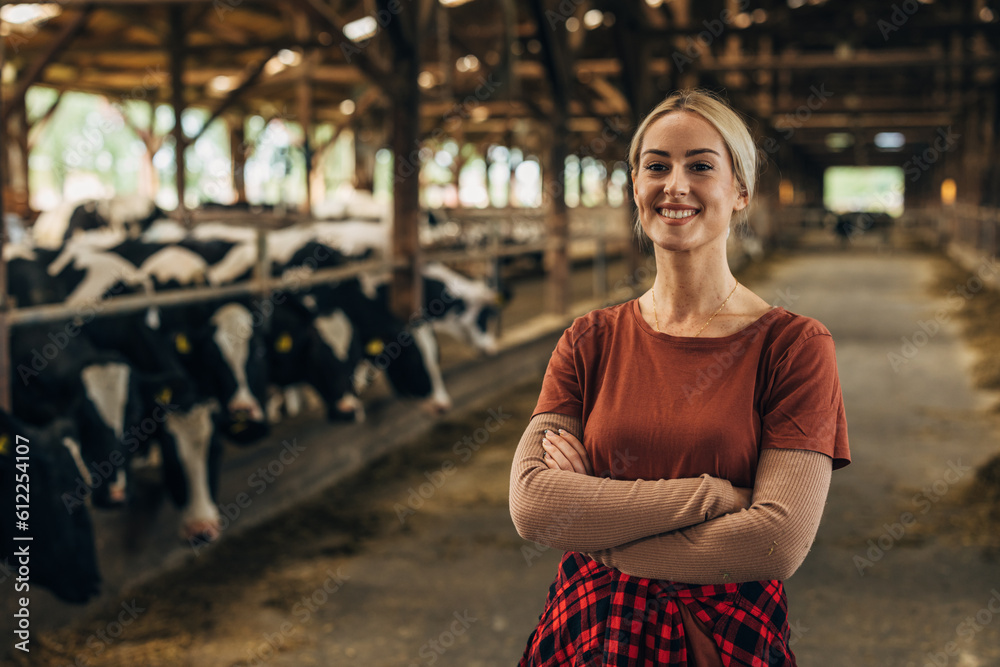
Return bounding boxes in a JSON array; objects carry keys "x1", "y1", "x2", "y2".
[{"x1": 509, "y1": 89, "x2": 850, "y2": 666}]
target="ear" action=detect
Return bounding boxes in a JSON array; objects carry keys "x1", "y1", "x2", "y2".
[{"x1": 733, "y1": 188, "x2": 749, "y2": 212}]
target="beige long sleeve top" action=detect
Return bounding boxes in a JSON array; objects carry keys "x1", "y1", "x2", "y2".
[{"x1": 510, "y1": 412, "x2": 833, "y2": 584}]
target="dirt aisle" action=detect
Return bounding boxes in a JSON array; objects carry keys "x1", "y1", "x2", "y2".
[
  {"x1": 18, "y1": 236, "x2": 1000, "y2": 667},
  {"x1": 752, "y1": 236, "x2": 1000, "y2": 667}
]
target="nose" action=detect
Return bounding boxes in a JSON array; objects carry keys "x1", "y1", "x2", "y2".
[{"x1": 664, "y1": 167, "x2": 689, "y2": 197}]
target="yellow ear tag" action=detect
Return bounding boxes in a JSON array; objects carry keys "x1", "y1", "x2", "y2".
[
  {"x1": 275, "y1": 332, "x2": 293, "y2": 353},
  {"x1": 156, "y1": 387, "x2": 173, "y2": 405},
  {"x1": 175, "y1": 333, "x2": 191, "y2": 354},
  {"x1": 0, "y1": 434, "x2": 10, "y2": 457},
  {"x1": 365, "y1": 339, "x2": 385, "y2": 356}
]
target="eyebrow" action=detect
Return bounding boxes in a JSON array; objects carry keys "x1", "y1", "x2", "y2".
[{"x1": 642, "y1": 148, "x2": 722, "y2": 158}]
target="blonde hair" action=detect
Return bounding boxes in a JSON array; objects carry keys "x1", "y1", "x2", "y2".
[{"x1": 628, "y1": 89, "x2": 760, "y2": 235}]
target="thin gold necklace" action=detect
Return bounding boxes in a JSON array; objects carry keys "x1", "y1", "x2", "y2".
[{"x1": 651, "y1": 280, "x2": 740, "y2": 337}]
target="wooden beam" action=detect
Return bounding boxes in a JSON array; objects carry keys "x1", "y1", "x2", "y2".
[
  {"x1": 293, "y1": 0, "x2": 391, "y2": 81},
  {"x1": 379, "y1": 0, "x2": 423, "y2": 322},
  {"x1": 528, "y1": 0, "x2": 571, "y2": 316},
  {"x1": 1, "y1": 5, "x2": 94, "y2": 126},
  {"x1": 26, "y1": 90, "x2": 65, "y2": 151},
  {"x1": 169, "y1": 5, "x2": 189, "y2": 215},
  {"x1": 0, "y1": 41, "x2": 9, "y2": 412},
  {"x1": 187, "y1": 46, "x2": 283, "y2": 145}
]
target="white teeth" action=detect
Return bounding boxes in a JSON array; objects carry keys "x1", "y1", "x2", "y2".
[{"x1": 659, "y1": 208, "x2": 698, "y2": 219}]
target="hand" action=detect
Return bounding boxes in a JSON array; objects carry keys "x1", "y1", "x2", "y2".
[
  {"x1": 734, "y1": 486, "x2": 753, "y2": 510},
  {"x1": 541, "y1": 428, "x2": 593, "y2": 475}
]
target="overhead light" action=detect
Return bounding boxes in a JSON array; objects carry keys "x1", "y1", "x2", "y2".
[
  {"x1": 645, "y1": 0, "x2": 664, "y2": 7},
  {"x1": 0, "y1": 4, "x2": 61, "y2": 25},
  {"x1": 455, "y1": 55, "x2": 480, "y2": 73},
  {"x1": 210, "y1": 75, "x2": 237, "y2": 93},
  {"x1": 940, "y1": 178, "x2": 956, "y2": 205},
  {"x1": 277, "y1": 49, "x2": 302, "y2": 67},
  {"x1": 825, "y1": 132, "x2": 854, "y2": 151},
  {"x1": 343, "y1": 16, "x2": 377, "y2": 42},
  {"x1": 874, "y1": 132, "x2": 905, "y2": 150},
  {"x1": 470, "y1": 106, "x2": 489, "y2": 122},
  {"x1": 565, "y1": 17, "x2": 581, "y2": 32},
  {"x1": 339, "y1": 100, "x2": 356, "y2": 115},
  {"x1": 418, "y1": 71, "x2": 437, "y2": 89},
  {"x1": 583, "y1": 10, "x2": 604, "y2": 29},
  {"x1": 439, "y1": 0, "x2": 476, "y2": 6},
  {"x1": 264, "y1": 57, "x2": 287, "y2": 76}
]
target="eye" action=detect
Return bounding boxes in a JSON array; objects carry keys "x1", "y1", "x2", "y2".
[
  {"x1": 690, "y1": 162, "x2": 714, "y2": 172},
  {"x1": 644, "y1": 162, "x2": 667, "y2": 172}
]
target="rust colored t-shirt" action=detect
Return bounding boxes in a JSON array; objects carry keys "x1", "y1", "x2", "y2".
[{"x1": 533, "y1": 300, "x2": 851, "y2": 484}]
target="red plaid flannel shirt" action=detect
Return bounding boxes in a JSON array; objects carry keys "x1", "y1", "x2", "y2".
[{"x1": 520, "y1": 552, "x2": 796, "y2": 667}]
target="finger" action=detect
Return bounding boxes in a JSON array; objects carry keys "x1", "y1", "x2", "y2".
[
  {"x1": 542, "y1": 452, "x2": 559, "y2": 470},
  {"x1": 546, "y1": 430, "x2": 590, "y2": 475},
  {"x1": 542, "y1": 437, "x2": 577, "y2": 472},
  {"x1": 543, "y1": 432, "x2": 588, "y2": 474},
  {"x1": 556, "y1": 429, "x2": 593, "y2": 475}
]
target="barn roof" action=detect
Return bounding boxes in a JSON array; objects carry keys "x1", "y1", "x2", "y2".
[{"x1": 2, "y1": 0, "x2": 996, "y2": 168}]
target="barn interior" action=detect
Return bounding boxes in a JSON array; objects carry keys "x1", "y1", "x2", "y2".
[{"x1": 1, "y1": 0, "x2": 1000, "y2": 665}]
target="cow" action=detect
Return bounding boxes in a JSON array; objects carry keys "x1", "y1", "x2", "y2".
[
  {"x1": 420, "y1": 261, "x2": 509, "y2": 356},
  {"x1": 0, "y1": 410, "x2": 102, "y2": 603},
  {"x1": 316, "y1": 279, "x2": 452, "y2": 413},
  {"x1": 157, "y1": 300, "x2": 271, "y2": 444},
  {"x1": 266, "y1": 294, "x2": 362, "y2": 423},
  {"x1": 76, "y1": 311, "x2": 224, "y2": 541},
  {"x1": 33, "y1": 195, "x2": 165, "y2": 250}
]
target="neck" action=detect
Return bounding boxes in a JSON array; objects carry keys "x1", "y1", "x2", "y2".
[{"x1": 651, "y1": 243, "x2": 735, "y2": 323}]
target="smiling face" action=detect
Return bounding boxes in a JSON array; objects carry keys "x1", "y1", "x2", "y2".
[{"x1": 632, "y1": 111, "x2": 748, "y2": 253}]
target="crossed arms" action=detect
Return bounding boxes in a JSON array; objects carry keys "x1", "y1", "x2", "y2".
[{"x1": 508, "y1": 412, "x2": 833, "y2": 584}]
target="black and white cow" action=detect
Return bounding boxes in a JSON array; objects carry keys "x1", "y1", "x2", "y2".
[
  {"x1": 158, "y1": 300, "x2": 271, "y2": 444},
  {"x1": 33, "y1": 195, "x2": 165, "y2": 250},
  {"x1": 0, "y1": 410, "x2": 102, "y2": 603},
  {"x1": 317, "y1": 279, "x2": 452, "y2": 413},
  {"x1": 266, "y1": 294, "x2": 362, "y2": 423},
  {"x1": 78, "y1": 312, "x2": 224, "y2": 541},
  {"x1": 419, "y1": 261, "x2": 509, "y2": 356}
]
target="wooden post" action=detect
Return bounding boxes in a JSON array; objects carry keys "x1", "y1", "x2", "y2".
[
  {"x1": 381, "y1": 0, "x2": 422, "y2": 321},
  {"x1": 295, "y1": 9, "x2": 315, "y2": 215},
  {"x1": 613, "y1": 10, "x2": 656, "y2": 288},
  {"x1": 0, "y1": 40, "x2": 9, "y2": 412},
  {"x1": 8, "y1": 105, "x2": 31, "y2": 219},
  {"x1": 529, "y1": 0, "x2": 571, "y2": 316},
  {"x1": 545, "y1": 119, "x2": 571, "y2": 314},
  {"x1": 230, "y1": 115, "x2": 247, "y2": 204},
  {"x1": 169, "y1": 6, "x2": 188, "y2": 217}
]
